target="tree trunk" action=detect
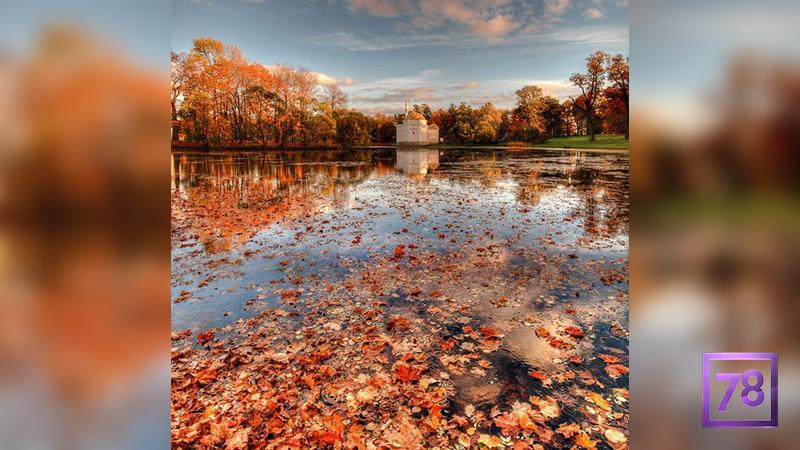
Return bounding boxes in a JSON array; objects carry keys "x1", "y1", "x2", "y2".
[
  {"x1": 586, "y1": 108, "x2": 595, "y2": 141},
  {"x1": 624, "y1": 99, "x2": 629, "y2": 139},
  {"x1": 171, "y1": 100, "x2": 180, "y2": 142}
]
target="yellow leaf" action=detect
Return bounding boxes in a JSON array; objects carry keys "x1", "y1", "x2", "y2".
[
  {"x1": 477, "y1": 434, "x2": 504, "y2": 448},
  {"x1": 604, "y1": 427, "x2": 627, "y2": 444},
  {"x1": 587, "y1": 392, "x2": 611, "y2": 411},
  {"x1": 575, "y1": 431, "x2": 598, "y2": 449}
]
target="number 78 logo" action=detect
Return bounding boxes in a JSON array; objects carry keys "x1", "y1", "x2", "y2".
[{"x1": 702, "y1": 352, "x2": 778, "y2": 428}]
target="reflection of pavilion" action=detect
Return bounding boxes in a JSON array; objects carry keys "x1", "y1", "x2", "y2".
[{"x1": 395, "y1": 149, "x2": 440, "y2": 175}]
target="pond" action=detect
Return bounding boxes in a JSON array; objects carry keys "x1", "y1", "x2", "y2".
[{"x1": 171, "y1": 147, "x2": 629, "y2": 449}]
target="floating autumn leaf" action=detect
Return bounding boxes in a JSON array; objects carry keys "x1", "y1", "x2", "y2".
[
  {"x1": 464, "y1": 404, "x2": 476, "y2": 418},
  {"x1": 479, "y1": 326, "x2": 503, "y2": 338},
  {"x1": 393, "y1": 362, "x2": 423, "y2": 383},
  {"x1": 534, "y1": 326, "x2": 551, "y2": 339},
  {"x1": 194, "y1": 367, "x2": 218, "y2": 385},
  {"x1": 490, "y1": 296, "x2": 509, "y2": 307},
  {"x1": 569, "y1": 355, "x2": 583, "y2": 364},
  {"x1": 599, "y1": 354, "x2": 621, "y2": 364},
  {"x1": 563, "y1": 326, "x2": 585, "y2": 339},
  {"x1": 494, "y1": 412, "x2": 520, "y2": 436},
  {"x1": 604, "y1": 427, "x2": 627, "y2": 444},
  {"x1": 530, "y1": 395, "x2": 560, "y2": 419},
  {"x1": 393, "y1": 244, "x2": 406, "y2": 259},
  {"x1": 586, "y1": 392, "x2": 611, "y2": 411},
  {"x1": 319, "y1": 364, "x2": 336, "y2": 378},
  {"x1": 197, "y1": 330, "x2": 215, "y2": 344},
  {"x1": 384, "y1": 417, "x2": 424, "y2": 449},
  {"x1": 528, "y1": 370, "x2": 548, "y2": 381},
  {"x1": 387, "y1": 315, "x2": 411, "y2": 332},
  {"x1": 424, "y1": 405, "x2": 443, "y2": 429},
  {"x1": 345, "y1": 424, "x2": 366, "y2": 450},
  {"x1": 556, "y1": 422, "x2": 580, "y2": 438},
  {"x1": 356, "y1": 385, "x2": 378, "y2": 403},
  {"x1": 575, "y1": 431, "x2": 598, "y2": 449},
  {"x1": 439, "y1": 339, "x2": 457, "y2": 351},
  {"x1": 548, "y1": 338, "x2": 573, "y2": 350},
  {"x1": 172, "y1": 329, "x2": 191, "y2": 340},
  {"x1": 313, "y1": 413, "x2": 345, "y2": 447},
  {"x1": 605, "y1": 364, "x2": 629, "y2": 379},
  {"x1": 477, "y1": 433, "x2": 504, "y2": 448},
  {"x1": 225, "y1": 427, "x2": 250, "y2": 450}
]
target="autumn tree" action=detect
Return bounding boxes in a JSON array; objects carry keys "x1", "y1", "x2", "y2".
[
  {"x1": 540, "y1": 96, "x2": 565, "y2": 138},
  {"x1": 569, "y1": 51, "x2": 607, "y2": 141},
  {"x1": 561, "y1": 99, "x2": 578, "y2": 136},
  {"x1": 606, "y1": 54, "x2": 629, "y2": 138},
  {"x1": 453, "y1": 102, "x2": 476, "y2": 144},
  {"x1": 334, "y1": 110, "x2": 371, "y2": 148},
  {"x1": 514, "y1": 85, "x2": 546, "y2": 131},
  {"x1": 321, "y1": 83, "x2": 348, "y2": 111},
  {"x1": 170, "y1": 51, "x2": 188, "y2": 141},
  {"x1": 371, "y1": 113, "x2": 396, "y2": 143},
  {"x1": 307, "y1": 101, "x2": 337, "y2": 146},
  {"x1": 413, "y1": 103, "x2": 433, "y2": 121}
]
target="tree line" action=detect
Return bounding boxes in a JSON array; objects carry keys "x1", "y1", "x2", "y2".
[{"x1": 172, "y1": 38, "x2": 628, "y2": 148}]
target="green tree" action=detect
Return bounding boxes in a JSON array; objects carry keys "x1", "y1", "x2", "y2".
[{"x1": 335, "y1": 110, "x2": 371, "y2": 148}]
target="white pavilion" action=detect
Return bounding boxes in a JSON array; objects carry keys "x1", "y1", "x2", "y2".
[{"x1": 396, "y1": 101, "x2": 439, "y2": 145}]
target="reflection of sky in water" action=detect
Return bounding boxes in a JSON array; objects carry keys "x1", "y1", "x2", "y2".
[{"x1": 171, "y1": 149, "x2": 628, "y2": 333}]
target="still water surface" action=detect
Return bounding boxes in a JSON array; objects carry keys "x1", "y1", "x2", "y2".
[{"x1": 171, "y1": 147, "x2": 629, "y2": 420}]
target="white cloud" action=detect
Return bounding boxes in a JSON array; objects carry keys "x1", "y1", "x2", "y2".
[
  {"x1": 315, "y1": 72, "x2": 337, "y2": 85},
  {"x1": 314, "y1": 72, "x2": 357, "y2": 86}
]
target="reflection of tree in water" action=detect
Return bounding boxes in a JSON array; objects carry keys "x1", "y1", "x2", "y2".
[
  {"x1": 503, "y1": 151, "x2": 629, "y2": 240},
  {"x1": 514, "y1": 162, "x2": 544, "y2": 206},
  {"x1": 171, "y1": 151, "x2": 379, "y2": 253},
  {"x1": 566, "y1": 156, "x2": 629, "y2": 241}
]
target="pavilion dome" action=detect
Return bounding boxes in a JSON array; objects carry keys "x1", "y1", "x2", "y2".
[{"x1": 405, "y1": 110, "x2": 426, "y2": 122}]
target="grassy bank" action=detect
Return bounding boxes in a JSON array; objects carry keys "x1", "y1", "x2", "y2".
[{"x1": 537, "y1": 134, "x2": 628, "y2": 150}]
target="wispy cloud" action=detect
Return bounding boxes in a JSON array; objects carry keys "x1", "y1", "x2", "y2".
[
  {"x1": 343, "y1": 0, "x2": 523, "y2": 42},
  {"x1": 307, "y1": 30, "x2": 476, "y2": 51},
  {"x1": 453, "y1": 81, "x2": 481, "y2": 90},
  {"x1": 544, "y1": 24, "x2": 628, "y2": 44},
  {"x1": 583, "y1": 7, "x2": 606, "y2": 20},
  {"x1": 543, "y1": 0, "x2": 573, "y2": 17},
  {"x1": 347, "y1": 0, "x2": 412, "y2": 17},
  {"x1": 311, "y1": 21, "x2": 628, "y2": 52},
  {"x1": 352, "y1": 86, "x2": 442, "y2": 103}
]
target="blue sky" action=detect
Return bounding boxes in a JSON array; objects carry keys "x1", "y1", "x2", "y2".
[{"x1": 172, "y1": 0, "x2": 628, "y2": 113}]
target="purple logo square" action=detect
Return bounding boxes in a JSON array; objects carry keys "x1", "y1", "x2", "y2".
[{"x1": 702, "y1": 352, "x2": 778, "y2": 428}]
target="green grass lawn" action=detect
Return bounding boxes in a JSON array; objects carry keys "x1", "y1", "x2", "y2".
[{"x1": 538, "y1": 134, "x2": 628, "y2": 150}]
